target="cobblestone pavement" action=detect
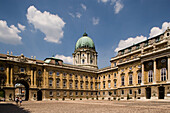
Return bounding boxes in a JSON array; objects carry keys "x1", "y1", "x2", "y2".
[{"x1": 1, "y1": 100, "x2": 170, "y2": 113}]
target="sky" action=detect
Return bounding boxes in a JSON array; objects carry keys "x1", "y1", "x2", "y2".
[{"x1": 0, "y1": 0, "x2": 170, "y2": 69}]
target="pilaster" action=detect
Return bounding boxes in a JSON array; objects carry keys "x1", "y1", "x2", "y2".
[
  {"x1": 167, "y1": 57, "x2": 170, "y2": 83},
  {"x1": 153, "y1": 59, "x2": 156, "y2": 84},
  {"x1": 10, "y1": 67, "x2": 13, "y2": 86},
  {"x1": 6, "y1": 66, "x2": 9, "y2": 86},
  {"x1": 141, "y1": 63, "x2": 144, "y2": 85},
  {"x1": 34, "y1": 70, "x2": 37, "y2": 87}
]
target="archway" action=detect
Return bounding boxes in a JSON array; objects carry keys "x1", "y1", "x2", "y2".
[
  {"x1": 158, "y1": 86, "x2": 165, "y2": 99},
  {"x1": 146, "y1": 87, "x2": 151, "y2": 99},
  {"x1": 37, "y1": 90, "x2": 42, "y2": 101},
  {"x1": 14, "y1": 80, "x2": 29, "y2": 101},
  {"x1": 0, "y1": 89, "x2": 5, "y2": 101}
]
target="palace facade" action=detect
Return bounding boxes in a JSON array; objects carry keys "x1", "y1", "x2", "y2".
[{"x1": 0, "y1": 28, "x2": 170, "y2": 101}]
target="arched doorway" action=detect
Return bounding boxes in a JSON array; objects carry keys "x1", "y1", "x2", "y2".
[
  {"x1": 37, "y1": 90, "x2": 42, "y2": 101},
  {"x1": 14, "y1": 80, "x2": 29, "y2": 101},
  {"x1": 146, "y1": 87, "x2": 151, "y2": 99},
  {"x1": 0, "y1": 89, "x2": 5, "y2": 101},
  {"x1": 158, "y1": 86, "x2": 165, "y2": 99}
]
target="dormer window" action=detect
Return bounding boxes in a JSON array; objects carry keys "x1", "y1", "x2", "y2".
[
  {"x1": 144, "y1": 41, "x2": 148, "y2": 47},
  {"x1": 128, "y1": 48, "x2": 131, "y2": 52},
  {"x1": 82, "y1": 59, "x2": 85, "y2": 64},
  {"x1": 114, "y1": 62, "x2": 117, "y2": 67},
  {"x1": 167, "y1": 33, "x2": 169, "y2": 36},
  {"x1": 136, "y1": 45, "x2": 140, "y2": 49},
  {"x1": 121, "y1": 50, "x2": 124, "y2": 55},
  {"x1": 155, "y1": 37, "x2": 160, "y2": 42}
]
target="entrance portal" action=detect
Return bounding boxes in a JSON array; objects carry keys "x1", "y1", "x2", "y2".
[
  {"x1": 146, "y1": 87, "x2": 151, "y2": 99},
  {"x1": 15, "y1": 80, "x2": 29, "y2": 101},
  {"x1": 37, "y1": 90, "x2": 42, "y2": 101},
  {"x1": 158, "y1": 86, "x2": 165, "y2": 99}
]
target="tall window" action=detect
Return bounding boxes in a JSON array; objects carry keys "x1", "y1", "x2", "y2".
[
  {"x1": 56, "y1": 72, "x2": 60, "y2": 76},
  {"x1": 103, "y1": 82, "x2": 105, "y2": 89},
  {"x1": 138, "y1": 72, "x2": 142, "y2": 84},
  {"x1": 129, "y1": 74, "x2": 133, "y2": 85},
  {"x1": 82, "y1": 59, "x2": 85, "y2": 64},
  {"x1": 56, "y1": 80, "x2": 60, "y2": 87},
  {"x1": 86, "y1": 82, "x2": 88, "y2": 89},
  {"x1": 161, "y1": 68, "x2": 166, "y2": 81},
  {"x1": 49, "y1": 80, "x2": 53, "y2": 86},
  {"x1": 69, "y1": 82, "x2": 72, "y2": 88},
  {"x1": 49, "y1": 71, "x2": 53, "y2": 75},
  {"x1": 114, "y1": 81, "x2": 116, "y2": 87},
  {"x1": 75, "y1": 82, "x2": 78, "y2": 88},
  {"x1": 148, "y1": 70, "x2": 153, "y2": 82},
  {"x1": 95, "y1": 83, "x2": 97, "y2": 89},
  {"x1": 91, "y1": 83, "x2": 93, "y2": 89},
  {"x1": 108, "y1": 82, "x2": 111, "y2": 88},
  {"x1": 80, "y1": 82, "x2": 83, "y2": 89},
  {"x1": 121, "y1": 76, "x2": 124, "y2": 86},
  {"x1": 108, "y1": 74, "x2": 110, "y2": 79},
  {"x1": 63, "y1": 81, "x2": 66, "y2": 87}
]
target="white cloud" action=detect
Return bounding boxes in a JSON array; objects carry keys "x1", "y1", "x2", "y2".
[
  {"x1": 26, "y1": 6, "x2": 66, "y2": 44},
  {"x1": 92, "y1": 17, "x2": 100, "y2": 25},
  {"x1": 55, "y1": 54, "x2": 73, "y2": 64},
  {"x1": 149, "y1": 22, "x2": 170, "y2": 38},
  {"x1": 0, "y1": 20, "x2": 22, "y2": 45},
  {"x1": 81, "y1": 4, "x2": 87, "y2": 11},
  {"x1": 114, "y1": 0, "x2": 124, "y2": 14},
  {"x1": 98, "y1": 0, "x2": 124, "y2": 14},
  {"x1": 68, "y1": 12, "x2": 75, "y2": 18},
  {"x1": 18, "y1": 23, "x2": 26, "y2": 31},
  {"x1": 76, "y1": 12, "x2": 82, "y2": 18},
  {"x1": 114, "y1": 35, "x2": 147, "y2": 52}
]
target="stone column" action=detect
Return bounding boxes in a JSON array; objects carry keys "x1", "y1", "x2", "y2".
[
  {"x1": 10, "y1": 67, "x2": 13, "y2": 86},
  {"x1": 141, "y1": 63, "x2": 144, "y2": 85},
  {"x1": 53, "y1": 72, "x2": 56, "y2": 88},
  {"x1": 31, "y1": 69, "x2": 33, "y2": 87},
  {"x1": 167, "y1": 57, "x2": 170, "y2": 83},
  {"x1": 34, "y1": 70, "x2": 37, "y2": 87},
  {"x1": 6, "y1": 66, "x2": 9, "y2": 86},
  {"x1": 153, "y1": 59, "x2": 156, "y2": 84},
  {"x1": 79, "y1": 53, "x2": 81, "y2": 64},
  {"x1": 43, "y1": 68, "x2": 46, "y2": 88}
]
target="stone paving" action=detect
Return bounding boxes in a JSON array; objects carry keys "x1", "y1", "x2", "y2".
[{"x1": 1, "y1": 100, "x2": 170, "y2": 113}]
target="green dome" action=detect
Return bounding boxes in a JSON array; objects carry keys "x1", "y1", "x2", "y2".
[{"x1": 75, "y1": 33, "x2": 95, "y2": 50}]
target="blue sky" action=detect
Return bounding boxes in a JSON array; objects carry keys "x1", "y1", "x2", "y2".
[{"x1": 0, "y1": 0, "x2": 170, "y2": 68}]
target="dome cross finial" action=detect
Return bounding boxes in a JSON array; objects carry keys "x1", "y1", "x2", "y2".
[{"x1": 83, "y1": 32, "x2": 88, "y2": 36}]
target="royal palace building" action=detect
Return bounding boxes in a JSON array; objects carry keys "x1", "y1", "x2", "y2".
[{"x1": 0, "y1": 28, "x2": 170, "y2": 101}]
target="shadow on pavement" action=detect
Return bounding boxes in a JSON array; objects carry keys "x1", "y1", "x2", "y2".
[{"x1": 0, "y1": 103, "x2": 30, "y2": 113}]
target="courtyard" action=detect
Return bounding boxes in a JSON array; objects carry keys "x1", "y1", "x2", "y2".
[{"x1": 1, "y1": 100, "x2": 170, "y2": 113}]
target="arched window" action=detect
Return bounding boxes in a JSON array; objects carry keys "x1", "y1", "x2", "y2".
[
  {"x1": 121, "y1": 76, "x2": 124, "y2": 86},
  {"x1": 148, "y1": 70, "x2": 153, "y2": 82},
  {"x1": 129, "y1": 74, "x2": 133, "y2": 85},
  {"x1": 161, "y1": 68, "x2": 166, "y2": 81},
  {"x1": 82, "y1": 59, "x2": 85, "y2": 64},
  {"x1": 138, "y1": 72, "x2": 142, "y2": 84}
]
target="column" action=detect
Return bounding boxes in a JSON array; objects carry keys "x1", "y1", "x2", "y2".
[
  {"x1": 53, "y1": 72, "x2": 56, "y2": 88},
  {"x1": 77, "y1": 54, "x2": 79, "y2": 64},
  {"x1": 34, "y1": 70, "x2": 37, "y2": 87},
  {"x1": 79, "y1": 53, "x2": 81, "y2": 64},
  {"x1": 167, "y1": 57, "x2": 170, "y2": 83},
  {"x1": 43, "y1": 68, "x2": 46, "y2": 88},
  {"x1": 10, "y1": 67, "x2": 13, "y2": 86},
  {"x1": 73, "y1": 74, "x2": 75, "y2": 89},
  {"x1": 153, "y1": 59, "x2": 156, "y2": 84},
  {"x1": 141, "y1": 63, "x2": 144, "y2": 85},
  {"x1": 31, "y1": 69, "x2": 33, "y2": 87},
  {"x1": 6, "y1": 66, "x2": 9, "y2": 86}
]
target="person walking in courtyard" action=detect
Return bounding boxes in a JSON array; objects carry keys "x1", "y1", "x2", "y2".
[
  {"x1": 15, "y1": 97, "x2": 19, "y2": 105},
  {"x1": 19, "y1": 97, "x2": 22, "y2": 106}
]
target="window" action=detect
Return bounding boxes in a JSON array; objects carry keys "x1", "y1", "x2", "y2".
[
  {"x1": 82, "y1": 59, "x2": 85, "y2": 64},
  {"x1": 144, "y1": 41, "x2": 148, "y2": 46},
  {"x1": 86, "y1": 92, "x2": 88, "y2": 96},
  {"x1": 80, "y1": 82, "x2": 83, "y2": 89},
  {"x1": 91, "y1": 77, "x2": 93, "y2": 80},
  {"x1": 138, "y1": 72, "x2": 142, "y2": 84},
  {"x1": 63, "y1": 73, "x2": 66, "y2": 77},
  {"x1": 38, "y1": 70, "x2": 41, "y2": 75},
  {"x1": 161, "y1": 68, "x2": 166, "y2": 81},
  {"x1": 81, "y1": 92, "x2": 83, "y2": 96},
  {"x1": 20, "y1": 68, "x2": 25, "y2": 72},
  {"x1": 108, "y1": 82, "x2": 111, "y2": 88},
  {"x1": 75, "y1": 92, "x2": 78, "y2": 96},
  {"x1": 91, "y1": 83, "x2": 93, "y2": 89},
  {"x1": 0, "y1": 67, "x2": 4, "y2": 71},
  {"x1": 90, "y1": 60, "x2": 93, "y2": 64},
  {"x1": 129, "y1": 89, "x2": 132, "y2": 95},
  {"x1": 49, "y1": 71, "x2": 53, "y2": 75},
  {"x1": 70, "y1": 92, "x2": 73, "y2": 96},
  {"x1": 63, "y1": 81, "x2": 66, "y2": 87},
  {"x1": 121, "y1": 76, "x2": 124, "y2": 86},
  {"x1": 91, "y1": 92, "x2": 93, "y2": 96},
  {"x1": 167, "y1": 33, "x2": 170, "y2": 36},
  {"x1": 128, "y1": 48, "x2": 131, "y2": 52},
  {"x1": 121, "y1": 50, "x2": 124, "y2": 55},
  {"x1": 114, "y1": 62, "x2": 117, "y2": 67},
  {"x1": 86, "y1": 76, "x2": 88, "y2": 79},
  {"x1": 86, "y1": 82, "x2": 88, "y2": 89},
  {"x1": 57, "y1": 91, "x2": 60, "y2": 96},
  {"x1": 56, "y1": 72, "x2": 60, "y2": 76},
  {"x1": 103, "y1": 82, "x2": 105, "y2": 89},
  {"x1": 121, "y1": 90, "x2": 124, "y2": 95},
  {"x1": 64, "y1": 91, "x2": 67, "y2": 96},
  {"x1": 50, "y1": 91, "x2": 53, "y2": 96},
  {"x1": 75, "y1": 75, "x2": 78, "y2": 79},
  {"x1": 121, "y1": 69, "x2": 124, "y2": 72},
  {"x1": 82, "y1": 54, "x2": 84, "y2": 56},
  {"x1": 98, "y1": 92, "x2": 100, "y2": 96},
  {"x1": 114, "y1": 81, "x2": 116, "y2": 87},
  {"x1": 49, "y1": 80, "x2": 53, "y2": 86},
  {"x1": 99, "y1": 77, "x2": 100, "y2": 80},
  {"x1": 129, "y1": 67, "x2": 132, "y2": 70},
  {"x1": 114, "y1": 90, "x2": 116, "y2": 95},
  {"x1": 138, "y1": 89, "x2": 141, "y2": 94},
  {"x1": 75, "y1": 82, "x2": 78, "y2": 88},
  {"x1": 95, "y1": 83, "x2": 97, "y2": 89},
  {"x1": 114, "y1": 73, "x2": 116, "y2": 78},
  {"x1": 99, "y1": 83, "x2": 100, "y2": 89},
  {"x1": 56, "y1": 80, "x2": 60, "y2": 87},
  {"x1": 129, "y1": 74, "x2": 133, "y2": 85},
  {"x1": 96, "y1": 92, "x2": 98, "y2": 95},
  {"x1": 155, "y1": 37, "x2": 160, "y2": 42},
  {"x1": 69, "y1": 82, "x2": 72, "y2": 88},
  {"x1": 103, "y1": 92, "x2": 105, "y2": 95},
  {"x1": 136, "y1": 45, "x2": 140, "y2": 49},
  {"x1": 69, "y1": 74, "x2": 72, "y2": 78},
  {"x1": 95, "y1": 77, "x2": 97, "y2": 80},
  {"x1": 103, "y1": 75, "x2": 105, "y2": 79},
  {"x1": 148, "y1": 70, "x2": 153, "y2": 82},
  {"x1": 80, "y1": 75, "x2": 83, "y2": 79},
  {"x1": 108, "y1": 74, "x2": 110, "y2": 79}
]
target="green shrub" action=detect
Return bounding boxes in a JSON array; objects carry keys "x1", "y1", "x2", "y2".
[{"x1": 127, "y1": 93, "x2": 130, "y2": 100}]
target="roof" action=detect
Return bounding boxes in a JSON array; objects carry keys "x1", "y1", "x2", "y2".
[{"x1": 75, "y1": 32, "x2": 95, "y2": 50}]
